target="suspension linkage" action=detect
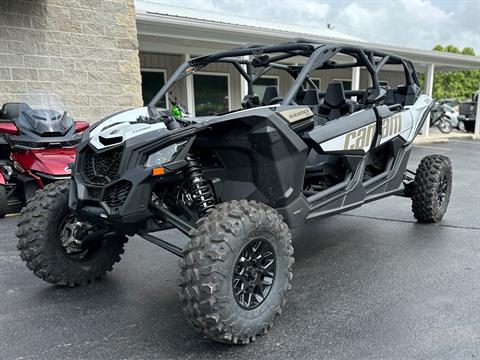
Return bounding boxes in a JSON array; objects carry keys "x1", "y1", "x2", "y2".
[
  {"x1": 149, "y1": 201, "x2": 195, "y2": 235},
  {"x1": 137, "y1": 230, "x2": 185, "y2": 258}
]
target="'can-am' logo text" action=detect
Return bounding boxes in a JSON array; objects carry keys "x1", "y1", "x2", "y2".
[
  {"x1": 343, "y1": 114, "x2": 402, "y2": 150},
  {"x1": 381, "y1": 113, "x2": 402, "y2": 138},
  {"x1": 343, "y1": 123, "x2": 376, "y2": 150}
]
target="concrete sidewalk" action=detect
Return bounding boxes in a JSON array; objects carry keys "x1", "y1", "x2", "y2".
[{"x1": 414, "y1": 127, "x2": 478, "y2": 144}]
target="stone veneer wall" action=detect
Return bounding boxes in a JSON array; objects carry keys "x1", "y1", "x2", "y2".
[{"x1": 0, "y1": 0, "x2": 142, "y2": 122}]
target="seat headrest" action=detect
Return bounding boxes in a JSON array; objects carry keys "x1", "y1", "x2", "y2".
[
  {"x1": 325, "y1": 82, "x2": 346, "y2": 108},
  {"x1": 262, "y1": 86, "x2": 278, "y2": 106},
  {"x1": 1, "y1": 102, "x2": 31, "y2": 120},
  {"x1": 397, "y1": 85, "x2": 416, "y2": 95},
  {"x1": 302, "y1": 89, "x2": 320, "y2": 106},
  {"x1": 384, "y1": 89, "x2": 396, "y2": 105}
]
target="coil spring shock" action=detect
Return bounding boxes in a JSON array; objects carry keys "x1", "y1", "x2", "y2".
[{"x1": 184, "y1": 154, "x2": 215, "y2": 217}]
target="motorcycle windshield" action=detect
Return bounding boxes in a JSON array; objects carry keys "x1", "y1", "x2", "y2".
[
  {"x1": 16, "y1": 93, "x2": 74, "y2": 136},
  {"x1": 16, "y1": 108, "x2": 74, "y2": 136}
]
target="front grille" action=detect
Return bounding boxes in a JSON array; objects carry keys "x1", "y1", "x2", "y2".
[
  {"x1": 103, "y1": 180, "x2": 132, "y2": 208},
  {"x1": 88, "y1": 187, "x2": 102, "y2": 200},
  {"x1": 83, "y1": 147, "x2": 123, "y2": 185}
]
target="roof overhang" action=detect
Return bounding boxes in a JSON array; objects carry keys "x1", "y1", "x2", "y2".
[{"x1": 136, "y1": 11, "x2": 480, "y2": 72}]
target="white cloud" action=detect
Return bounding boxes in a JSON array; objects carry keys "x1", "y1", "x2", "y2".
[{"x1": 144, "y1": 0, "x2": 480, "y2": 52}]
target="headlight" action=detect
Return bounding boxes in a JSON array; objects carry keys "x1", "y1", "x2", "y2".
[{"x1": 145, "y1": 143, "x2": 182, "y2": 168}]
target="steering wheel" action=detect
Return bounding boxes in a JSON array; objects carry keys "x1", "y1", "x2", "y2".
[{"x1": 267, "y1": 96, "x2": 283, "y2": 105}]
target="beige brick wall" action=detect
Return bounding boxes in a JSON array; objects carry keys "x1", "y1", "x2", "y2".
[{"x1": 0, "y1": 0, "x2": 142, "y2": 122}]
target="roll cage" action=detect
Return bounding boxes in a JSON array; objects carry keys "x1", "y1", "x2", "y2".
[{"x1": 147, "y1": 39, "x2": 420, "y2": 115}]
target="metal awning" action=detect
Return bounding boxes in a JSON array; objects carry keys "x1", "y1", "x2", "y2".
[{"x1": 135, "y1": 5, "x2": 480, "y2": 72}]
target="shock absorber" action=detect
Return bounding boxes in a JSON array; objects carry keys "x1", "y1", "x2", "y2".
[{"x1": 183, "y1": 154, "x2": 215, "y2": 217}]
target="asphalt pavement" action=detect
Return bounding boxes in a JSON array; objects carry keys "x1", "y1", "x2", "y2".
[{"x1": 1, "y1": 139, "x2": 479, "y2": 360}]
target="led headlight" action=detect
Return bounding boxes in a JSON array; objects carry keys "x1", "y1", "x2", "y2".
[{"x1": 145, "y1": 143, "x2": 182, "y2": 168}]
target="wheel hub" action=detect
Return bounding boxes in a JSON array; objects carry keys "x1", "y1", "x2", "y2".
[
  {"x1": 59, "y1": 215, "x2": 95, "y2": 258},
  {"x1": 233, "y1": 238, "x2": 276, "y2": 310}
]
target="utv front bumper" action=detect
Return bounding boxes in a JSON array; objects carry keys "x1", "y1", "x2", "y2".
[{"x1": 69, "y1": 145, "x2": 156, "y2": 235}]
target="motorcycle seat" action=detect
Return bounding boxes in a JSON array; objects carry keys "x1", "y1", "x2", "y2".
[{"x1": 1, "y1": 103, "x2": 31, "y2": 121}]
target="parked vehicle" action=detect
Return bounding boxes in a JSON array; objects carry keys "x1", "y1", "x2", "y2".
[
  {"x1": 0, "y1": 102, "x2": 88, "y2": 217},
  {"x1": 458, "y1": 92, "x2": 478, "y2": 133},
  {"x1": 17, "y1": 41, "x2": 452, "y2": 344},
  {"x1": 438, "y1": 98, "x2": 458, "y2": 109},
  {"x1": 430, "y1": 101, "x2": 464, "y2": 133}
]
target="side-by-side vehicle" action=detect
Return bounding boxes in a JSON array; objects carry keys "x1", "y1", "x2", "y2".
[{"x1": 17, "y1": 40, "x2": 452, "y2": 344}]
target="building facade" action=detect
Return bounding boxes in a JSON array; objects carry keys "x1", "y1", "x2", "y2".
[
  {"x1": 1, "y1": 0, "x2": 479, "y2": 138},
  {"x1": 0, "y1": 0, "x2": 142, "y2": 122}
]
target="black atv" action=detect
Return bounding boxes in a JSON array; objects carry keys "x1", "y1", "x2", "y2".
[{"x1": 17, "y1": 41, "x2": 452, "y2": 345}]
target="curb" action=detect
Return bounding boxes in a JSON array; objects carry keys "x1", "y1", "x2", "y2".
[{"x1": 413, "y1": 138, "x2": 450, "y2": 144}]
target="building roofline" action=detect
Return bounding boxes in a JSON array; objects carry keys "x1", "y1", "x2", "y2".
[{"x1": 135, "y1": 9, "x2": 480, "y2": 70}]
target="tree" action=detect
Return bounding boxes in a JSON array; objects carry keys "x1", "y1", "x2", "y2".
[{"x1": 431, "y1": 44, "x2": 480, "y2": 101}]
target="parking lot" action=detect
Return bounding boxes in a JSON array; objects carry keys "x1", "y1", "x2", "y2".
[{"x1": 0, "y1": 139, "x2": 479, "y2": 360}]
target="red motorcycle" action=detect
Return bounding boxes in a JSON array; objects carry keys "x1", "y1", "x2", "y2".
[{"x1": 0, "y1": 102, "x2": 89, "y2": 217}]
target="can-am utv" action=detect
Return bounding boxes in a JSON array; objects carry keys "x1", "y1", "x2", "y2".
[{"x1": 17, "y1": 41, "x2": 452, "y2": 344}]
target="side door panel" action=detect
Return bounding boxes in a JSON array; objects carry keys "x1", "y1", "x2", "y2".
[{"x1": 304, "y1": 108, "x2": 378, "y2": 153}]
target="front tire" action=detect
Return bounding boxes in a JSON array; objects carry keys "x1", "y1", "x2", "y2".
[
  {"x1": 411, "y1": 155, "x2": 452, "y2": 223},
  {"x1": 17, "y1": 180, "x2": 127, "y2": 286},
  {"x1": 437, "y1": 117, "x2": 452, "y2": 133},
  {"x1": 178, "y1": 200, "x2": 294, "y2": 344}
]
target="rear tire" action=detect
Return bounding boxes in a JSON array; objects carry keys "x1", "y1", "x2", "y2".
[
  {"x1": 178, "y1": 200, "x2": 294, "y2": 344},
  {"x1": 0, "y1": 185, "x2": 6, "y2": 218},
  {"x1": 411, "y1": 155, "x2": 452, "y2": 223},
  {"x1": 457, "y1": 120, "x2": 465, "y2": 132},
  {"x1": 17, "y1": 180, "x2": 127, "y2": 287}
]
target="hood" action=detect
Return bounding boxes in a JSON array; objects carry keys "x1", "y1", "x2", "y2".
[
  {"x1": 89, "y1": 107, "x2": 168, "y2": 150},
  {"x1": 87, "y1": 105, "x2": 277, "y2": 151}
]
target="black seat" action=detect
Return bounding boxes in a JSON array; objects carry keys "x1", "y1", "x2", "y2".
[
  {"x1": 1, "y1": 102, "x2": 31, "y2": 120},
  {"x1": 301, "y1": 89, "x2": 320, "y2": 106},
  {"x1": 295, "y1": 89, "x2": 306, "y2": 104},
  {"x1": 384, "y1": 85, "x2": 419, "y2": 106},
  {"x1": 318, "y1": 83, "x2": 351, "y2": 121},
  {"x1": 262, "y1": 86, "x2": 278, "y2": 106},
  {"x1": 396, "y1": 85, "x2": 418, "y2": 105},
  {"x1": 384, "y1": 89, "x2": 396, "y2": 105}
]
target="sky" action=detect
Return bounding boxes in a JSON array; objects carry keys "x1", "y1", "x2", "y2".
[{"x1": 142, "y1": 0, "x2": 480, "y2": 53}]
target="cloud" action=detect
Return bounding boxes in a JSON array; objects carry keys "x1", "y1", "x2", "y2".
[{"x1": 144, "y1": 0, "x2": 480, "y2": 52}]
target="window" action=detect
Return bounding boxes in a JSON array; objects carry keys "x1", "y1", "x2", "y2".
[
  {"x1": 312, "y1": 78, "x2": 321, "y2": 89},
  {"x1": 141, "y1": 69, "x2": 167, "y2": 107},
  {"x1": 333, "y1": 79, "x2": 352, "y2": 91},
  {"x1": 253, "y1": 76, "x2": 279, "y2": 100},
  {"x1": 303, "y1": 78, "x2": 321, "y2": 90},
  {"x1": 193, "y1": 73, "x2": 230, "y2": 116}
]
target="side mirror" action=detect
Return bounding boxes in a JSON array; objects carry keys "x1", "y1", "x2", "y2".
[{"x1": 74, "y1": 121, "x2": 89, "y2": 133}]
